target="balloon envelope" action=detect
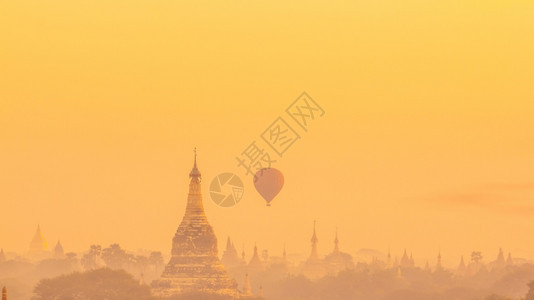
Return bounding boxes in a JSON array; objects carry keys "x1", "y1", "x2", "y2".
[{"x1": 254, "y1": 168, "x2": 284, "y2": 206}]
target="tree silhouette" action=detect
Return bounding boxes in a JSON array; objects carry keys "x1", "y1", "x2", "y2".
[
  {"x1": 149, "y1": 251, "x2": 164, "y2": 274},
  {"x1": 32, "y1": 268, "x2": 152, "y2": 300},
  {"x1": 81, "y1": 245, "x2": 102, "y2": 270},
  {"x1": 101, "y1": 244, "x2": 131, "y2": 270},
  {"x1": 136, "y1": 255, "x2": 149, "y2": 274},
  {"x1": 471, "y1": 251, "x2": 483, "y2": 264}
]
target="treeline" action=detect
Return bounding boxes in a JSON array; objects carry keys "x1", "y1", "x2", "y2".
[
  {"x1": 32, "y1": 268, "x2": 262, "y2": 300},
  {"x1": 30, "y1": 264, "x2": 534, "y2": 300}
]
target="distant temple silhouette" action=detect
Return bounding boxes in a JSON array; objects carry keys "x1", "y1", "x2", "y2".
[
  {"x1": 151, "y1": 149, "x2": 237, "y2": 297},
  {"x1": 299, "y1": 221, "x2": 354, "y2": 279},
  {"x1": 309, "y1": 221, "x2": 319, "y2": 262},
  {"x1": 28, "y1": 225, "x2": 49, "y2": 260},
  {"x1": 221, "y1": 237, "x2": 241, "y2": 267},
  {"x1": 248, "y1": 244, "x2": 264, "y2": 272},
  {"x1": 54, "y1": 240, "x2": 65, "y2": 259}
]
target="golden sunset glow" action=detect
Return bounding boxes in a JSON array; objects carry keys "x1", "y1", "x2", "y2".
[{"x1": 1, "y1": 0, "x2": 534, "y2": 275}]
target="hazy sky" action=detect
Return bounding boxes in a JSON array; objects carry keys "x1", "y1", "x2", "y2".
[{"x1": 1, "y1": 0, "x2": 533, "y2": 267}]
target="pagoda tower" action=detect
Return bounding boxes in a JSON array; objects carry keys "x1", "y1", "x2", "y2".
[
  {"x1": 494, "y1": 248, "x2": 506, "y2": 270},
  {"x1": 151, "y1": 150, "x2": 237, "y2": 297},
  {"x1": 54, "y1": 241, "x2": 65, "y2": 259},
  {"x1": 457, "y1": 256, "x2": 467, "y2": 277},
  {"x1": 400, "y1": 250, "x2": 411, "y2": 268},
  {"x1": 301, "y1": 221, "x2": 326, "y2": 279},
  {"x1": 324, "y1": 229, "x2": 354, "y2": 274},
  {"x1": 29, "y1": 225, "x2": 47, "y2": 252},
  {"x1": 435, "y1": 251, "x2": 443, "y2": 271},
  {"x1": 241, "y1": 273, "x2": 253, "y2": 297},
  {"x1": 2, "y1": 286, "x2": 6, "y2": 300},
  {"x1": 248, "y1": 244, "x2": 264, "y2": 271},
  {"x1": 29, "y1": 225, "x2": 48, "y2": 260},
  {"x1": 506, "y1": 252, "x2": 514, "y2": 266},
  {"x1": 221, "y1": 237, "x2": 241, "y2": 268},
  {"x1": 309, "y1": 221, "x2": 319, "y2": 261}
]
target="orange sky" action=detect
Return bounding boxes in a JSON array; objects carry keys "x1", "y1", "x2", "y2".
[{"x1": 1, "y1": 0, "x2": 534, "y2": 267}]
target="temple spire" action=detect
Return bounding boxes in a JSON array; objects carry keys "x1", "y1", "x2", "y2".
[
  {"x1": 333, "y1": 228, "x2": 339, "y2": 253},
  {"x1": 242, "y1": 273, "x2": 253, "y2": 297},
  {"x1": 506, "y1": 252, "x2": 514, "y2": 266},
  {"x1": 54, "y1": 240, "x2": 65, "y2": 259},
  {"x1": 456, "y1": 256, "x2": 467, "y2": 277},
  {"x1": 1, "y1": 286, "x2": 6, "y2": 300},
  {"x1": 189, "y1": 147, "x2": 201, "y2": 179},
  {"x1": 309, "y1": 221, "x2": 319, "y2": 261},
  {"x1": 29, "y1": 224, "x2": 47, "y2": 254},
  {"x1": 184, "y1": 148, "x2": 206, "y2": 218},
  {"x1": 496, "y1": 248, "x2": 505, "y2": 264},
  {"x1": 247, "y1": 243, "x2": 264, "y2": 272},
  {"x1": 436, "y1": 251, "x2": 443, "y2": 271},
  {"x1": 152, "y1": 150, "x2": 237, "y2": 296}
]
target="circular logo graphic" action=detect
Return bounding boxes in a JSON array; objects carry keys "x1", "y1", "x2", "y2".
[{"x1": 209, "y1": 173, "x2": 244, "y2": 207}]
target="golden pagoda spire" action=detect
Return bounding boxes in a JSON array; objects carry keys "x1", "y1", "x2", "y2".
[
  {"x1": 184, "y1": 148, "x2": 206, "y2": 218},
  {"x1": 152, "y1": 149, "x2": 237, "y2": 296},
  {"x1": 29, "y1": 224, "x2": 47, "y2": 253},
  {"x1": 189, "y1": 147, "x2": 201, "y2": 179}
]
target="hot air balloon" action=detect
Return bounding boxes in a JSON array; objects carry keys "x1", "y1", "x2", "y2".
[{"x1": 254, "y1": 168, "x2": 284, "y2": 206}]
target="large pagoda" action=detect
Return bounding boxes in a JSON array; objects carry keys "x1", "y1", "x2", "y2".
[{"x1": 151, "y1": 150, "x2": 237, "y2": 297}]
